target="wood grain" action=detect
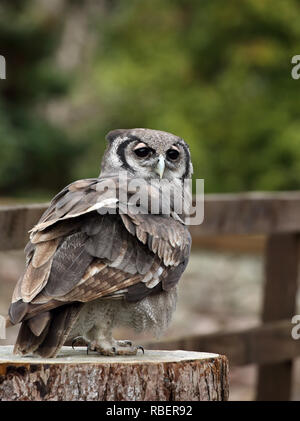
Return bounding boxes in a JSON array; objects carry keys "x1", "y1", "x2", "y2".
[{"x1": 0, "y1": 347, "x2": 228, "y2": 401}]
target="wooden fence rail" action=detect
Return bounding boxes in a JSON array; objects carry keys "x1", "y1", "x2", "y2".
[
  {"x1": 145, "y1": 319, "x2": 299, "y2": 366},
  {"x1": 1, "y1": 191, "x2": 300, "y2": 400}
]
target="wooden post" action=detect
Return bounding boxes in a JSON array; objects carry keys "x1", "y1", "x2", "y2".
[
  {"x1": 0, "y1": 346, "x2": 229, "y2": 401},
  {"x1": 256, "y1": 233, "x2": 299, "y2": 401}
]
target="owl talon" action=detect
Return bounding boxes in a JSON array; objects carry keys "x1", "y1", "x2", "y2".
[
  {"x1": 137, "y1": 345, "x2": 144, "y2": 355},
  {"x1": 111, "y1": 343, "x2": 145, "y2": 355},
  {"x1": 71, "y1": 336, "x2": 86, "y2": 350}
]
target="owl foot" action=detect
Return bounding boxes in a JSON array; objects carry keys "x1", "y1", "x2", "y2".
[
  {"x1": 116, "y1": 340, "x2": 132, "y2": 347},
  {"x1": 87, "y1": 339, "x2": 144, "y2": 356},
  {"x1": 114, "y1": 341, "x2": 144, "y2": 356},
  {"x1": 87, "y1": 341, "x2": 117, "y2": 356}
]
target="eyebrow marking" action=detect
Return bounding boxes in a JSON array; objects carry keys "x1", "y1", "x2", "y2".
[{"x1": 116, "y1": 138, "x2": 136, "y2": 171}]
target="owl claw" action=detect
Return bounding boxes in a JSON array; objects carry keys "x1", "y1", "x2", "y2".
[
  {"x1": 115, "y1": 340, "x2": 145, "y2": 355},
  {"x1": 71, "y1": 336, "x2": 86, "y2": 350},
  {"x1": 137, "y1": 345, "x2": 145, "y2": 355}
]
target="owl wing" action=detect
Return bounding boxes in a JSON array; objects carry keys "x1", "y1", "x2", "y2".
[{"x1": 9, "y1": 177, "x2": 191, "y2": 356}]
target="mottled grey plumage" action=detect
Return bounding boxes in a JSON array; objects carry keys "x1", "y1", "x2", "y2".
[{"x1": 8, "y1": 128, "x2": 193, "y2": 357}]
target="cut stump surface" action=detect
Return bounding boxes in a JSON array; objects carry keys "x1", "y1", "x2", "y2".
[{"x1": 0, "y1": 346, "x2": 229, "y2": 401}]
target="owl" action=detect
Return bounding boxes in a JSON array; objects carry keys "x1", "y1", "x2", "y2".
[{"x1": 7, "y1": 128, "x2": 193, "y2": 357}]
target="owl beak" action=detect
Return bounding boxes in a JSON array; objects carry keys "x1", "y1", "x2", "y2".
[{"x1": 155, "y1": 155, "x2": 165, "y2": 179}]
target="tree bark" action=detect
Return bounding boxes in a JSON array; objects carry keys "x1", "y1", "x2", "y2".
[{"x1": 0, "y1": 346, "x2": 229, "y2": 401}]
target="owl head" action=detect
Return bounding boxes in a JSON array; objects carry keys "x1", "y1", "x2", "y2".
[{"x1": 100, "y1": 128, "x2": 193, "y2": 181}]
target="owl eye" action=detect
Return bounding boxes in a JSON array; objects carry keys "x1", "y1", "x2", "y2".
[
  {"x1": 166, "y1": 149, "x2": 179, "y2": 160},
  {"x1": 134, "y1": 147, "x2": 152, "y2": 158}
]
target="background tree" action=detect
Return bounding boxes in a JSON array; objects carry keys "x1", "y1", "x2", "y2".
[
  {"x1": 84, "y1": 0, "x2": 300, "y2": 192},
  {"x1": 1, "y1": 0, "x2": 300, "y2": 197},
  {"x1": 0, "y1": 0, "x2": 80, "y2": 198}
]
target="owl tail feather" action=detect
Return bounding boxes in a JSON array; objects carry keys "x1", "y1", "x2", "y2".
[{"x1": 14, "y1": 303, "x2": 83, "y2": 358}]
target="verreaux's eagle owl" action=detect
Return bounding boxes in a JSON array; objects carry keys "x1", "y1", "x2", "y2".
[{"x1": 7, "y1": 128, "x2": 192, "y2": 357}]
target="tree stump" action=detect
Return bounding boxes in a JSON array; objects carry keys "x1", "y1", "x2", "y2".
[{"x1": 0, "y1": 346, "x2": 229, "y2": 401}]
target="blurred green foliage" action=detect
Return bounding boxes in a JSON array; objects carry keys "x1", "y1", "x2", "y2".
[
  {"x1": 1, "y1": 0, "x2": 300, "y2": 197},
  {"x1": 0, "y1": 0, "x2": 80, "y2": 197}
]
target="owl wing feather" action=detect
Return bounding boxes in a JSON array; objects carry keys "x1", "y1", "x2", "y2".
[{"x1": 9, "y1": 177, "x2": 191, "y2": 356}]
